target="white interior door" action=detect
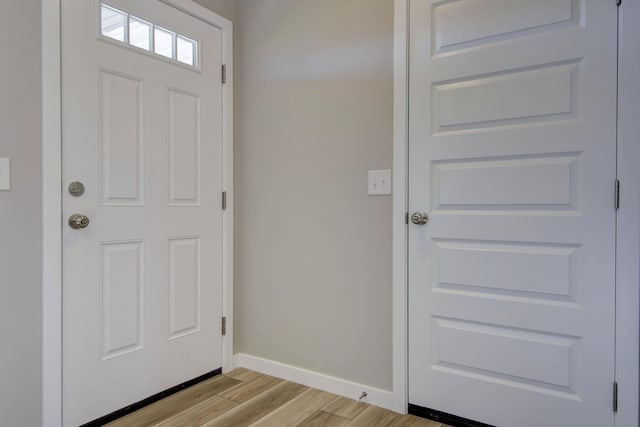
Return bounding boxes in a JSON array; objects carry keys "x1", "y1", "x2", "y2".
[
  {"x1": 408, "y1": 1, "x2": 618, "y2": 426},
  {"x1": 62, "y1": 1, "x2": 224, "y2": 425}
]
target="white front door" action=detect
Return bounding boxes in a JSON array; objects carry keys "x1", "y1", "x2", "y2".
[
  {"x1": 408, "y1": 1, "x2": 618, "y2": 426},
  {"x1": 62, "y1": 1, "x2": 224, "y2": 425}
]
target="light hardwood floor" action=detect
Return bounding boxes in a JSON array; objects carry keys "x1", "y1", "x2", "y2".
[{"x1": 106, "y1": 368, "x2": 448, "y2": 427}]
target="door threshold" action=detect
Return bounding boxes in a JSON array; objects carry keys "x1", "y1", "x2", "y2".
[
  {"x1": 80, "y1": 368, "x2": 222, "y2": 427},
  {"x1": 408, "y1": 404, "x2": 495, "y2": 427}
]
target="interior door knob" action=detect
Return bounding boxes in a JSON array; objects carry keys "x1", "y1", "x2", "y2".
[
  {"x1": 68, "y1": 214, "x2": 90, "y2": 230},
  {"x1": 411, "y1": 211, "x2": 429, "y2": 225}
]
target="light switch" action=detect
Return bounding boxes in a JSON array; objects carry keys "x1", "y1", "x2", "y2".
[
  {"x1": 368, "y1": 169, "x2": 392, "y2": 195},
  {"x1": 0, "y1": 158, "x2": 10, "y2": 191}
]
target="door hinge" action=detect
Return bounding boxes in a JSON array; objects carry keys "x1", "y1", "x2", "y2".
[
  {"x1": 222, "y1": 316, "x2": 227, "y2": 336},
  {"x1": 222, "y1": 64, "x2": 227, "y2": 84},
  {"x1": 405, "y1": 212, "x2": 409, "y2": 225},
  {"x1": 615, "y1": 179, "x2": 620, "y2": 210},
  {"x1": 222, "y1": 191, "x2": 227, "y2": 210},
  {"x1": 613, "y1": 381, "x2": 618, "y2": 412}
]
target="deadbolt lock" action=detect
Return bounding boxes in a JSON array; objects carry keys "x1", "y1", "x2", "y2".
[{"x1": 68, "y1": 181, "x2": 85, "y2": 197}]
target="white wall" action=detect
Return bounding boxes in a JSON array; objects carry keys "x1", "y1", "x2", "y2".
[
  {"x1": 0, "y1": 1, "x2": 42, "y2": 425},
  {"x1": 233, "y1": 0, "x2": 394, "y2": 390},
  {"x1": 192, "y1": 0, "x2": 236, "y2": 22}
]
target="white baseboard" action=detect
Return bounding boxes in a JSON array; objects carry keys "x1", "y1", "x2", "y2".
[{"x1": 233, "y1": 353, "x2": 396, "y2": 412}]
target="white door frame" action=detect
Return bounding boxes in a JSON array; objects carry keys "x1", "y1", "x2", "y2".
[
  {"x1": 391, "y1": 1, "x2": 640, "y2": 425},
  {"x1": 42, "y1": 1, "x2": 234, "y2": 425}
]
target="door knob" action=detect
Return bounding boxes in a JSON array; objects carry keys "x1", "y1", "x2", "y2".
[
  {"x1": 411, "y1": 211, "x2": 429, "y2": 225},
  {"x1": 68, "y1": 214, "x2": 90, "y2": 230}
]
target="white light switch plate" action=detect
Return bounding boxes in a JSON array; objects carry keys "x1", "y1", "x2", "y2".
[
  {"x1": 368, "y1": 169, "x2": 392, "y2": 195},
  {"x1": 0, "y1": 158, "x2": 10, "y2": 191}
]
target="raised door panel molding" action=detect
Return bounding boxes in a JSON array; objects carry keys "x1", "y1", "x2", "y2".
[
  {"x1": 432, "y1": 61, "x2": 579, "y2": 133},
  {"x1": 168, "y1": 88, "x2": 201, "y2": 206},
  {"x1": 432, "y1": 317, "x2": 579, "y2": 396},
  {"x1": 432, "y1": 0, "x2": 579, "y2": 55},
  {"x1": 100, "y1": 240, "x2": 145, "y2": 360},
  {"x1": 168, "y1": 237, "x2": 201, "y2": 339},
  {"x1": 100, "y1": 70, "x2": 144, "y2": 206},
  {"x1": 431, "y1": 153, "x2": 579, "y2": 211}
]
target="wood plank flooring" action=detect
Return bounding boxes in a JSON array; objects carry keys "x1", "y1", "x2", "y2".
[{"x1": 106, "y1": 368, "x2": 449, "y2": 427}]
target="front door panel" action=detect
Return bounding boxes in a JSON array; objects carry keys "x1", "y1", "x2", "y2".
[{"x1": 62, "y1": 1, "x2": 224, "y2": 425}]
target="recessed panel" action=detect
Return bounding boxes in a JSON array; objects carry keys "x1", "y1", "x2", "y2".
[
  {"x1": 100, "y1": 70, "x2": 144, "y2": 206},
  {"x1": 432, "y1": 154, "x2": 578, "y2": 210},
  {"x1": 433, "y1": 61, "x2": 579, "y2": 132},
  {"x1": 432, "y1": 0, "x2": 578, "y2": 55},
  {"x1": 434, "y1": 240, "x2": 578, "y2": 300},
  {"x1": 169, "y1": 89, "x2": 200, "y2": 206},
  {"x1": 432, "y1": 317, "x2": 578, "y2": 393},
  {"x1": 100, "y1": 241, "x2": 144, "y2": 360},
  {"x1": 168, "y1": 237, "x2": 201, "y2": 339}
]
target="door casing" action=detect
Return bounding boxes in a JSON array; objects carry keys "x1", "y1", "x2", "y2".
[
  {"x1": 42, "y1": 1, "x2": 234, "y2": 426},
  {"x1": 392, "y1": 0, "x2": 640, "y2": 425}
]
